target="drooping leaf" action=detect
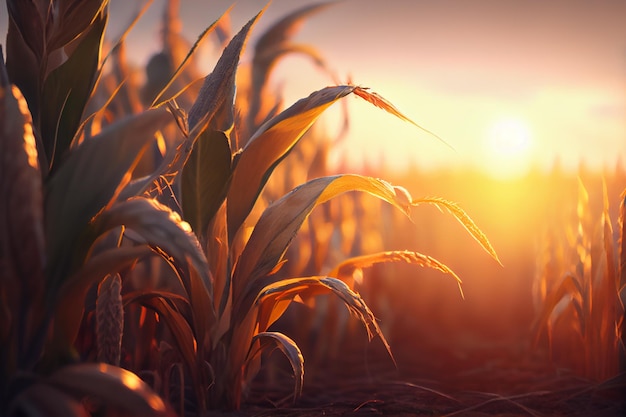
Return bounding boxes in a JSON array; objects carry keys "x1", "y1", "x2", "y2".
[
  {"x1": 352, "y1": 87, "x2": 452, "y2": 149},
  {"x1": 226, "y1": 85, "x2": 427, "y2": 245},
  {"x1": 41, "y1": 8, "x2": 107, "y2": 170},
  {"x1": 414, "y1": 197, "x2": 501, "y2": 265},
  {"x1": 227, "y1": 85, "x2": 357, "y2": 244},
  {"x1": 328, "y1": 250, "x2": 464, "y2": 296},
  {"x1": 247, "y1": 332, "x2": 304, "y2": 404},
  {"x1": 230, "y1": 276, "x2": 393, "y2": 387},
  {"x1": 248, "y1": 2, "x2": 333, "y2": 130},
  {"x1": 44, "y1": 107, "x2": 172, "y2": 295},
  {"x1": 47, "y1": 363, "x2": 173, "y2": 416},
  {"x1": 92, "y1": 197, "x2": 213, "y2": 301},
  {"x1": 232, "y1": 174, "x2": 413, "y2": 306}
]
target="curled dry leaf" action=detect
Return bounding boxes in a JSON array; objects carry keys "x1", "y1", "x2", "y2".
[{"x1": 47, "y1": 363, "x2": 173, "y2": 416}]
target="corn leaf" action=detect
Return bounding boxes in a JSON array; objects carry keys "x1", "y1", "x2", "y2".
[
  {"x1": 232, "y1": 174, "x2": 413, "y2": 306},
  {"x1": 140, "y1": 296, "x2": 208, "y2": 412},
  {"x1": 44, "y1": 107, "x2": 172, "y2": 295},
  {"x1": 47, "y1": 245, "x2": 153, "y2": 365},
  {"x1": 92, "y1": 197, "x2": 215, "y2": 312},
  {"x1": 151, "y1": 6, "x2": 232, "y2": 108},
  {"x1": 10, "y1": 383, "x2": 88, "y2": 417},
  {"x1": 165, "y1": 8, "x2": 263, "y2": 181},
  {"x1": 0, "y1": 81, "x2": 45, "y2": 362},
  {"x1": 229, "y1": 275, "x2": 393, "y2": 398},
  {"x1": 532, "y1": 273, "x2": 584, "y2": 345},
  {"x1": 47, "y1": 0, "x2": 108, "y2": 52},
  {"x1": 5, "y1": 18, "x2": 41, "y2": 135},
  {"x1": 352, "y1": 87, "x2": 452, "y2": 148},
  {"x1": 40, "y1": 9, "x2": 107, "y2": 170},
  {"x1": 5, "y1": 0, "x2": 45, "y2": 60},
  {"x1": 227, "y1": 85, "x2": 357, "y2": 245},
  {"x1": 181, "y1": 125, "x2": 232, "y2": 241},
  {"x1": 328, "y1": 250, "x2": 464, "y2": 296},
  {"x1": 47, "y1": 363, "x2": 173, "y2": 416},
  {"x1": 415, "y1": 197, "x2": 501, "y2": 265},
  {"x1": 247, "y1": 332, "x2": 304, "y2": 404},
  {"x1": 248, "y1": 2, "x2": 332, "y2": 129}
]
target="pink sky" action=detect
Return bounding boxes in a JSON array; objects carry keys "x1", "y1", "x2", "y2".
[{"x1": 2, "y1": 0, "x2": 625, "y2": 176}]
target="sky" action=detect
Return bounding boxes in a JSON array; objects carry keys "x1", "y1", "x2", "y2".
[{"x1": 1, "y1": 0, "x2": 625, "y2": 178}]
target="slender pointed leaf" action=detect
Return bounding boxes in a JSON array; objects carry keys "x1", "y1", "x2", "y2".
[
  {"x1": 328, "y1": 250, "x2": 463, "y2": 296},
  {"x1": 415, "y1": 197, "x2": 501, "y2": 265},
  {"x1": 181, "y1": 124, "x2": 232, "y2": 240}
]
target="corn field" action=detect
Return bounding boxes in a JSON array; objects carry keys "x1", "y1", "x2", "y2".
[{"x1": 0, "y1": 1, "x2": 624, "y2": 416}]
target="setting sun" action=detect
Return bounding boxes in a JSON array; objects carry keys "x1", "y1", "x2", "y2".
[{"x1": 483, "y1": 117, "x2": 533, "y2": 179}]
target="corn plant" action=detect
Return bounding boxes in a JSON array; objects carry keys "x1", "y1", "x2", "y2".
[
  {"x1": 106, "y1": 3, "x2": 502, "y2": 412},
  {"x1": 1, "y1": 1, "x2": 501, "y2": 415},
  {"x1": 0, "y1": 0, "x2": 212, "y2": 415},
  {"x1": 533, "y1": 179, "x2": 625, "y2": 381}
]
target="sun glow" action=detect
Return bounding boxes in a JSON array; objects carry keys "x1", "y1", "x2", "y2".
[{"x1": 482, "y1": 117, "x2": 533, "y2": 179}]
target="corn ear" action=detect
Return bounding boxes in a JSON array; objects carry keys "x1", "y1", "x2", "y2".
[{"x1": 96, "y1": 273, "x2": 124, "y2": 366}]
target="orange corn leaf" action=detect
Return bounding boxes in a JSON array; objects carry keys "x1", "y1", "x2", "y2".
[
  {"x1": 532, "y1": 273, "x2": 584, "y2": 345},
  {"x1": 232, "y1": 174, "x2": 413, "y2": 307},
  {"x1": 352, "y1": 86, "x2": 452, "y2": 149},
  {"x1": 415, "y1": 197, "x2": 501, "y2": 265},
  {"x1": 47, "y1": 363, "x2": 173, "y2": 416},
  {"x1": 226, "y1": 85, "x2": 357, "y2": 245},
  {"x1": 329, "y1": 250, "x2": 464, "y2": 297},
  {"x1": 247, "y1": 332, "x2": 304, "y2": 404}
]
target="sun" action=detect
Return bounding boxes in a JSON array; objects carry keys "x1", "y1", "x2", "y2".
[{"x1": 482, "y1": 117, "x2": 533, "y2": 179}]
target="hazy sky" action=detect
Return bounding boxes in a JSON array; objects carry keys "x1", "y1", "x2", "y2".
[{"x1": 2, "y1": 0, "x2": 625, "y2": 176}]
